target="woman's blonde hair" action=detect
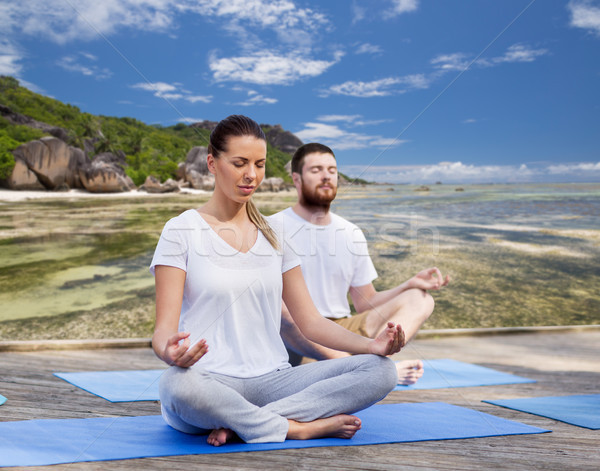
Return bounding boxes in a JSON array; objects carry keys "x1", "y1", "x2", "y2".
[{"x1": 209, "y1": 115, "x2": 279, "y2": 250}]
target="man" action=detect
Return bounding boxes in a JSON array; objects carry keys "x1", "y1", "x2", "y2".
[{"x1": 270, "y1": 143, "x2": 449, "y2": 384}]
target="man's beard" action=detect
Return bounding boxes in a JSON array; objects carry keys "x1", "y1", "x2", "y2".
[{"x1": 300, "y1": 180, "x2": 337, "y2": 209}]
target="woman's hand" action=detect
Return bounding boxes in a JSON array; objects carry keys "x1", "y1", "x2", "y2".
[
  {"x1": 368, "y1": 322, "x2": 405, "y2": 356},
  {"x1": 162, "y1": 331, "x2": 208, "y2": 368},
  {"x1": 407, "y1": 267, "x2": 450, "y2": 291}
]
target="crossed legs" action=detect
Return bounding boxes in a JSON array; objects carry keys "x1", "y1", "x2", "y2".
[
  {"x1": 361, "y1": 288, "x2": 434, "y2": 384},
  {"x1": 159, "y1": 354, "x2": 397, "y2": 445}
]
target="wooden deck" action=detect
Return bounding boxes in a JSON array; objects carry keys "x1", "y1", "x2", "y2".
[{"x1": 1, "y1": 328, "x2": 599, "y2": 470}]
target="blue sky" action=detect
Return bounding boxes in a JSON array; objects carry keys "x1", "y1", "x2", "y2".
[{"x1": 1, "y1": 0, "x2": 599, "y2": 183}]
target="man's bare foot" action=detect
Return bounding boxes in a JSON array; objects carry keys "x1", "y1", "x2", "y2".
[
  {"x1": 396, "y1": 359, "x2": 424, "y2": 385},
  {"x1": 207, "y1": 428, "x2": 235, "y2": 447},
  {"x1": 287, "y1": 415, "x2": 361, "y2": 440}
]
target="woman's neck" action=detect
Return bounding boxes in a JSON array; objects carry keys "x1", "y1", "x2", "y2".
[{"x1": 201, "y1": 190, "x2": 248, "y2": 224}]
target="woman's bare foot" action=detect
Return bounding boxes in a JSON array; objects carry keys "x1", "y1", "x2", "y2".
[
  {"x1": 287, "y1": 414, "x2": 361, "y2": 440},
  {"x1": 207, "y1": 428, "x2": 235, "y2": 447},
  {"x1": 396, "y1": 359, "x2": 424, "y2": 385}
]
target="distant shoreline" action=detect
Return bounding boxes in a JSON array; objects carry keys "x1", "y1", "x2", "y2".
[
  {"x1": 0, "y1": 188, "x2": 213, "y2": 203},
  {"x1": 2, "y1": 182, "x2": 598, "y2": 203}
]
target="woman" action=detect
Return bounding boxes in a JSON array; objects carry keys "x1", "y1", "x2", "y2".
[{"x1": 151, "y1": 115, "x2": 402, "y2": 446}]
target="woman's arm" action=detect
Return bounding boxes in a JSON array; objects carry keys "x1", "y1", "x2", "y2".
[
  {"x1": 282, "y1": 266, "x2": 404, "y2": 356},
  {"x1": 280, "y1": 302, "x2": 350, "y2": 360},
  {"x1": 153, "y1": 265, "x2": 208, "y2": 367}
]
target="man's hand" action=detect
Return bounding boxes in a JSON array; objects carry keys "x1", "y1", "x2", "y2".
[
  {"x1": 163, "y1": 332, "x2": 208, "y2": 368},
  {"x1": 407, "y1": 267, "x2": 450, "y2": 291},
  {"x1": 368, "y1": 322, "x2": 405, "y2": 356}
]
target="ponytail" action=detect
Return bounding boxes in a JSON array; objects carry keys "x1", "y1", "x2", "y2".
[{"x1": 246, "y1": 198, "x2": 280, "y2": 251}]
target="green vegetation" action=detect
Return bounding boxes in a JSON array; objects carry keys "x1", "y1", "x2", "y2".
[
  {"x1": 340, "y1": 173, "x2": 370, "y2": 185},
  {"x1": 0, "y1": 116, "x2": 47, "y2": 178},
  {"x1": 0, "y1": 76, "x2": 293, "y2": 185}
]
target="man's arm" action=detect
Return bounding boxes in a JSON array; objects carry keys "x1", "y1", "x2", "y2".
[
  {"x1": 349, "y1": 282, "x2": 402, "y2": 314},
  {"x1": 280, "y1": 302, "x2": 349, "y2": 361},
  {"x1": 350, "y1": 267, "x2": 450, "y2": 314}
]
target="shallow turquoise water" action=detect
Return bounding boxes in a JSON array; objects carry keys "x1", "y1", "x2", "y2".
[
  {"x1": 333, "y1": 183, "x2": 600, "y2": 231},
  {"x1": 1, "y1": 184, "x2": 599, "y2": 327}
]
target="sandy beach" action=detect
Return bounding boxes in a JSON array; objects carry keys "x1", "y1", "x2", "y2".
[{"x1": 0, "y1": 188, "x2": 212, "y2": 202}]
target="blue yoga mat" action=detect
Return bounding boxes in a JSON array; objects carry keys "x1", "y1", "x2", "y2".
[
  {"x1": 56, "y1": 359, "x2": 536, "y2": 403},
  {"x1": 0, "y1": 402, "x2": 548, "y2": 467},
  {"x1": 54, "y1": 370, "x2": 165, "y2": 402},
  {"x1": 394, "y1": 359, "x2": 535, "y2": 391},
  {"x1": 0, "y1": 394, "x2": 6, "y2": 406},
  {"x1": 484, "y1": 394, "x2": 600, "y2": 430}
]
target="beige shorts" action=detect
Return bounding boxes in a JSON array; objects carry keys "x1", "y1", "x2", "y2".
[{"x1": 328, "y1": 311, "x2": 370, "y2": 338}]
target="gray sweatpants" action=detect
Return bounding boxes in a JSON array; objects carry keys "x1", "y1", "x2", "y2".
[{"x1": 159, "y1": 354, "x2": 397, "y2": 443}]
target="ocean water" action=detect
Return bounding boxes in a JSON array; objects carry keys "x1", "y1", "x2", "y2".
[
  {"x1": 331, "y1": 183, "x2": 600, "y2": 257},
  {"x1": 0, "y1": 183, "x2": 599, "y2": 333},
  {"x1": 334, "y1": 183, "x2": 600, "y2": 230},
  {"x1": 332, "y1": 183, "x2": 600, "y2": 329}
]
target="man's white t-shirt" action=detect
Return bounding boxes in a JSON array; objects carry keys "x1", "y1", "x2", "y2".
[
  {"x1": 150, "y1": 209, "x2": 299, "y2": 378},
  {"x1": 268, "y1": 207, "x2": 377, "y2": 319}
]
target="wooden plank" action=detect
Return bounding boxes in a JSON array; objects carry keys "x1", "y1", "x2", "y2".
[
  {"x1": 0, "y1": 338, "x2": 152, "y2": 352},
  {"x1": 0, "y1": 332, "x2": 599, "y2": 470}
]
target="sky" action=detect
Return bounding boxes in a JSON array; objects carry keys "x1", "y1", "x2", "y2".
[{"x1": 1, "y1": 0, "x2": 599, "y2": 184}]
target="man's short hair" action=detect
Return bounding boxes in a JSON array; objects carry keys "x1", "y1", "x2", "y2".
[{"x1": 291, "y1": 143, "x2": 335, "y2": 174}]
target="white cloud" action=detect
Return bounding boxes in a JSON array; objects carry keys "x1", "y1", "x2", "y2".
[
  {"x1": 236, "y1": 90, "x2": 278, "y2": 106},
  {"x1": 317, "y1": 114, "x2": 362, "y2": 123},
  {"x1": 0, "y1": 39, "x2": 46, "y2": 94},
  {"x1": 340, "y1": 161, "x2": 600, "y2": 184},
  {"x1": 133, "y1": 82, "x2": 177, "y2": 93},
  {"x1": 184, "y1": 95, "x2": 213, "y2": 104},
  {"x1": 331, "y1": 43, "x2": 547, "y2": 102},
  {"x1": 369, "y1": 137, "x2": 402, "y2": 147},
  {"x1": 4, "y1": 0, "x2": 177, "y2": 45},
  {"x1": 185, "y1": 0, "x2": 329, "y2": 32},
  {"x1": 57, "y1": 54, "x2": 112, "y2": 79},
  {"x1": 3, "y1": 0, "x2": 330, "y2": 48},
  {"x1": 462, "y1": 118, "x2": 477, "y2": 124},
  {"x1": 355, "y1": 43, "x2": 383, "y2": 55},
  {"x1": 433, "y1": 44, "x2": 548, "y2": 72},
  {"x1": 321, "y1": 74, "x2": 429, "y2": 98},
  {"x1": 341, "y1": 162, "x2": 534, "y2": 184},
  {"x1": 431, "y1": 52, "x2": 470, "y2": 71},
  {"x1": 487, "y1": 44, "x2": 549, "y2": 65},
  {"x1": 568, "y1": 0, "x2": 600, "y2": 36},
  {"x1": 184, "y1": 0, "x2": 331, "y2": 53},
  {"x1": 131, "y1": 81, "x2": 212, "y2": 103},
  {"x1": 178, "y1": 117, "x2": 206, "y2": 123},
  {"x1": 0, "y1": 39, "x2": 23, "y2": 76},
  {"x1": 209, "y1": 52, "x2": 341, "y2": 85},
  {"x1": 316, "y1": 114, "x2": 391, "y2": 127},
  {"x1": 80, "y1": 52, "x2": 98, "y2": 61},
  {"x1": 355, "y1": 118, "x2": 392, "y2": 126},
  {"x1": 351, "y1": 1, "x2": 367, "y2": 24},
  {"x1": 353, "y1": 0, "x2": 418, "y2": 22},
  {"x1": 296, "y1": 122, "x2": 348, "y2": 140},
  {"x1": 387, "y1": 0, "x2": 419, "y2": 16},
  {"x1": 294, "y1": 122, "x2": 406, "y2": 150},
  {"x1": 547, "y1": 161, "x2": 600, "y2": 174},
  {"x1": 5, "y1": 1, "x2": 336, "y2": 89}
]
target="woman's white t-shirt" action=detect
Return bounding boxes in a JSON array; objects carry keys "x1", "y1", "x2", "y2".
[{"x1": 150, "y1": 209, "x2": 299, "y2": 378}]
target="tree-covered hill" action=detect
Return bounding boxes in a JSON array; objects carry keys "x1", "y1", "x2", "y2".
[{"x1": 0, "y1": 76, "x2": 294, "y2": 185}]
